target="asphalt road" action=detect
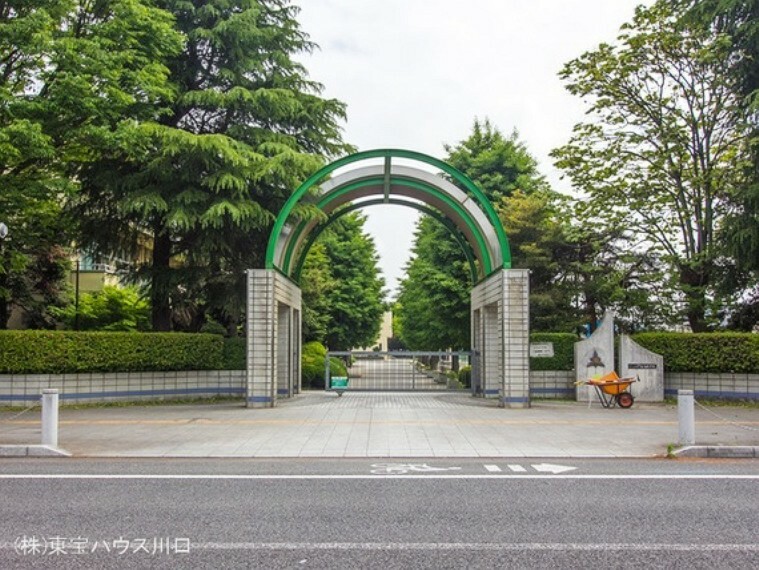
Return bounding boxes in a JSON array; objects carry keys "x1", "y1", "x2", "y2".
[{"x1": 1, "y1": 458, "x2": 758, "y2": 569}]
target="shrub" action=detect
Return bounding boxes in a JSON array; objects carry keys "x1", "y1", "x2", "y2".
[
  {"x1": 632, "y1": 332, "x2": 759, "y2": 373},
  {"x1": 0, "y1": 331, "x2": 225, "y2": 373},
  {"x1": 51, "y1": 286, "x2": 150, "y2": 331},
  {"x1": 222, "y1": 337, "x2": 246, "y2": 370},
  {"x1": 529, "y1": 333, "x2": 576, "y2": 371},
  {"x1": 301, "y1": 341, "x2": 347, "y2": 389},
  {"x1": 458, "y1": 365, "x2": 472, "y2": 388}
]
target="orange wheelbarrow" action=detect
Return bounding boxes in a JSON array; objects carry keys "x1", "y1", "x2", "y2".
[{"x1": 582, "y1": 371, "x2": 638, "y2": 409}]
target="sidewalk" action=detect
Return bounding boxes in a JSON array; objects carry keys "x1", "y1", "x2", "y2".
[{"x1": 2, "y1": 392, "x2": 758, "y2": 458}]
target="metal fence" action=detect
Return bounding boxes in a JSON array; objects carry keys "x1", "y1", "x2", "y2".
[{"x1": 325, "y1": 351, "x2": 471, "y2": 392}]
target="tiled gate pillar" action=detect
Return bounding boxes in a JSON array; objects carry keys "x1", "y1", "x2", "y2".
[
  {"x1": 470, "y1": 269, "x2": 530, "y2": 408},
  {"x1": 246, "y1": 269, "x2": 302, "y2": 408}
]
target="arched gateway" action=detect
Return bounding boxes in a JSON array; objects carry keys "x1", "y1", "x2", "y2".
[{"x1": 246, "y1": 150, "x2": 530, "y2": 408}]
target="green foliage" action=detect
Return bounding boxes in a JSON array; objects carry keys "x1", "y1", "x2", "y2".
[
  {"x1": 71, "y1": 0, "x2": 351, "y2": 332},
  {"x1": 553, "y1": 225, "x2": 675, "y2": 333},
  {"x1": 633, "y1": 332, "x2": 759, "y2": 373},
  {"x1": 0, "y1": 0, "x2": 183, "y2": 329},
  {"x1": 496, "y1": 190, "x2": 579, "y2": 332},
  {"x1": 300, "y1": 242, "x2": 336, "y2": 342},
  {"x1": 676, "y1": 0, "x2": 759, "y2": 331},
  {"x1": 300, "y1": 341, "x2": 346, "y2": 389},
  {"x1": 51, "y1": 286, "x2": 150, "y2": 331},
  {"x1": 445, "y1": 119, "x2": 548, "y2": 201},
  {"x1": 0, "y1": 331, "x2": 226, "y2": 373},
  {"x1": 222, "y1": 337, "x2": 246, "y2": 370},
  {"x1": 458, "y1": 365, "x2": 472, "y2": 388},
  {"x1": 528, "y1": 333, "x2": 576, "y2": 371},
  {"x1": 396, "y1": 217, "x2": 471, "y2": 350},
  {"x1": 306, "y1": 214, "x2": 386, "y2": 350},
  {"x1": 397, "y1": 120, "x2": 569, "y2": 346},
  {"x1": 552, "y1": 2, "x2": 749, "y2": 332}
]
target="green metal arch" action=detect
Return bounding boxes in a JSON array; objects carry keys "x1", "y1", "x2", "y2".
[
  {"x1": 265, "y1": 149, "x2": 511, "y2": 276},
  {"x1": 292, "y1": 198, "x2": 480, "y2": 284},
  {"x1": 282, "y1": 175, "x2": 493, "y2": 279}
]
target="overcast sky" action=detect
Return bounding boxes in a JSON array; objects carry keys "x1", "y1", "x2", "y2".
[{"x1": 296, "y1": 0, "x2": 653, "y2": 297}]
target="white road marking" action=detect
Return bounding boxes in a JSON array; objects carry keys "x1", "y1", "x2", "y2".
[
  {"x1": 531, "y1": 463, "x2": 578, "y2": 474},
  {"x1": 484, "y1": 465, "x2": 502, "y2": 472},
  {"x1": 507, "y1": 464, "x2": 527, "y2": 472},
  {"x1": 0, "y1": 474, "x2": 758, "y2": 480}
]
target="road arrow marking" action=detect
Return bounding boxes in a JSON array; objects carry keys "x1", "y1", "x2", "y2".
[
  {"x1": 507, "y1": 464, "x2": 527, "y2": 473},
  {"x1": 484, "y1": 465, "x2": 502, "y2": 472},
  {"x1": 531, "y1": 463, "x2": 577, "y2": 474}
]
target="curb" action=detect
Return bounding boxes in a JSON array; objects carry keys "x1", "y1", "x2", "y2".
[
  {"x1": 673, "y1": 446, "x2": 759, "y2": 459},
  {"x1": 0, "y1": 445, "x2": 71, "y2": 458}
]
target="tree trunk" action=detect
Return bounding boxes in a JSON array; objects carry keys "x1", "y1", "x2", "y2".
[
  {"x1": 0, "y1": 297, "x2": 8, "y2": 330},
  {"x1": 680, "y1": 265, "x2": 709, "y2": 333},
  {"x1": 151, "y1": 230, "x2": 172, "y2": 332}
]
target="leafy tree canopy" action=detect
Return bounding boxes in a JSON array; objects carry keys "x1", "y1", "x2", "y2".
[{"x1": 552, "y1": 1, "x2": 750, "y2": 332}]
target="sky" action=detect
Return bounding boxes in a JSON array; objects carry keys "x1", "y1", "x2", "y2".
[{"x1": 295, "y1": 0, "x2": 653, "y2": 297}]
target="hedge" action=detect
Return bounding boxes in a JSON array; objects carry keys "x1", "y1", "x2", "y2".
[
  {"x1": 632, "y1": 332, "x2": 759, "y2": 374},
  {"x1": 529, "y1": 333, "x2": 576, "y2": 371},
  {"x1": 0, "y1": 331, "x2": 233, "y2": 373},
  {"x1": 222, "y1": 337, "x2": 246, "y2": 370}
]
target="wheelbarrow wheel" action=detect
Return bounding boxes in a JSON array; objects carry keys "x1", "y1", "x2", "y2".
[{"x1": 616, "y1": 392, "x2": 634, "y2": 408}]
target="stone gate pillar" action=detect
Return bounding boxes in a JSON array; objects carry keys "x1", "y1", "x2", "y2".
[
  {"x1": 470, "y1": 269, "x2": 530, "y2": 408},
  {"x1": 246, "y1": 269, "x2": 301, "y2": 408}
]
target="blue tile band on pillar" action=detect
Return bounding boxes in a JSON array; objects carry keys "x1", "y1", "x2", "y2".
[
  {"x1": 501, "y1": 396, "x2": 530, "y2": 404},
  {"x1": 247, "y1": 396, "x2": 274, "y2": 404}
]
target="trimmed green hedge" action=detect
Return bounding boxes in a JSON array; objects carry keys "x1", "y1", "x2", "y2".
[
  {"x1": 0, "y1": 331, "x2": 233, "y2": 373},
  {"x1": 632, "y1": 332, "x2": 759, "y2": 374},
  {"x1": 529, "y1": 333, "x2": 576, "y2": 371},
  {"x1": 222, "y1": 337, "x2": 246, "y2": 370}
]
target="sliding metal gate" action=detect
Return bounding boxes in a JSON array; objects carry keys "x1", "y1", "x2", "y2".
[{"x1": 326, "y1": 351, "x2": 471, "y2": 392}]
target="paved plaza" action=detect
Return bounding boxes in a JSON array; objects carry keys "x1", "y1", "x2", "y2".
[{"x1": 2, "y1": 392, "x2": 758, "y2": 458}]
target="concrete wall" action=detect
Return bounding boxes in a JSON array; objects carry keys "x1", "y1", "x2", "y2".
[
  {"x1": 0, "y1": 371, "x2": 246, "y2": 407},
  {"x1": 528, "y1": 370, "x2": 759, "y2": 402},
  {"x1": 529, "y1": 371, "x2": 576, "y2": 398},
  {"x1": 2, "y1": 370, "x2": 757, "y2": 407},
  {"x1": 665, "y1": 373, "x2": 759, "y2": 400}
]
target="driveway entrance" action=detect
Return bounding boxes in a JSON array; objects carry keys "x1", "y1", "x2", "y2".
[{"x1": 326, "y1": 351, "x2": 470, "y2": 392}]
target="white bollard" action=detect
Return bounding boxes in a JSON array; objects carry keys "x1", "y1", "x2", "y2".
[
  {"x1": 41, "y1": 389, "x2": 59, "y2": 447},
  {"x1": 678, "y1": 389, "x2": 695, "y2": 446}
]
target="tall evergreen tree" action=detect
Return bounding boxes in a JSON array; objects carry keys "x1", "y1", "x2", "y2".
[
  {"x1": 395, "y1": 216, "x2": 471, "y2": 350},
  {"x1": 396, "y1": 119, "x2": 572, "y2": 346},
  {"x1": 73, "y1": 0, "x2": 351, "y2": 331}
]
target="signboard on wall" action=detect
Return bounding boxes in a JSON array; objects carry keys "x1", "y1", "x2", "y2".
[{"x1": 529, "y1": 343, "x2": 554, "y2": 358}]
